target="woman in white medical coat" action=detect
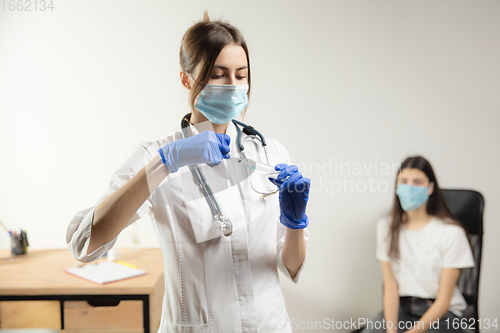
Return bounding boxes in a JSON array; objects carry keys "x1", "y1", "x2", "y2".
[{"x1": 66, "y1": 12, "x2": 310, "y2": 333}]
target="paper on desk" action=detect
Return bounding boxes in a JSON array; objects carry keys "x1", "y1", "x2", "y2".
[{"x1": 66, "y1": 261, "x2": 146, "y2": 284}]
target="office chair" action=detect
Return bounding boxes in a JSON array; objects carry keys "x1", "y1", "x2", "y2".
[
  {"x1": 350, "y1": 189, "x2": 484, "y2": 333},
  {"x1": 441, "y1": 189, "x2": 484, "y2": 333}
]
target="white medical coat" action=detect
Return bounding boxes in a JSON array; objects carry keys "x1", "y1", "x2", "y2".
[{"x1": 66, "y1": 121, "x2": 308, "y2": 332}]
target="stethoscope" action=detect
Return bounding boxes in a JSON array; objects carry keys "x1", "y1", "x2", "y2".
[{"x1": 181, "y1": 113, "x2": 274, "y2": 237}]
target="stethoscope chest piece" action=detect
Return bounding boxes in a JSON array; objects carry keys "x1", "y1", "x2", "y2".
[{"x1": 213, "y1": 214, "x2": 233, "y2": 237}]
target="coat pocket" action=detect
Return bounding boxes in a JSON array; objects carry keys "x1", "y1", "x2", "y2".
[
  {"x1": 184, "y1": 183, "x2": 247, "y2": 243},
  {"x1": 161, "y1": 321, "x2": 210, "y2": 333}
]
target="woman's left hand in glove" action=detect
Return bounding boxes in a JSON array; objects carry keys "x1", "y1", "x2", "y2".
[{"x1": 269, "y1": 164, "x2": 311, "y2": 229}]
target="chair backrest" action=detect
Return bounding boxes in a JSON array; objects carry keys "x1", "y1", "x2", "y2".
[{"x1": 441, "y1": 189, "x2": 484, "y2": 323}]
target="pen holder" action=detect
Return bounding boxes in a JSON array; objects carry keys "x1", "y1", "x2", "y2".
[{"x1": 10, "y1": 230, "x2": 29, "y2": 255}]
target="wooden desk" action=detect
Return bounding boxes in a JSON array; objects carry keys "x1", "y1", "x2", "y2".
[{"x1": 0, "y1": 248, "x2": 164, "y2": 332}]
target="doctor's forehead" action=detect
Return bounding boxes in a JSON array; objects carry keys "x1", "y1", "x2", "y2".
[{"x1": 213, "y1": 44, "x2": 248, "y2": 69}]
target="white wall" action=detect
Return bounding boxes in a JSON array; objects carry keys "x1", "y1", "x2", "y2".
[{"x1": 1, "y1": 1, "x2": 499, "y2": 331}]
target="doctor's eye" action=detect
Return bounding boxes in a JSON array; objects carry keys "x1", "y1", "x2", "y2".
[
  {"x1": 211, "y1": 75, "x2": 223, "y2": 79},
  {"x1": 236, "y1": 75, "x2": 247, "y2": 80}
]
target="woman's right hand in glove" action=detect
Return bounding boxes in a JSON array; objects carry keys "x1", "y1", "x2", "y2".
[{"x1": 157, "y1": 131, "x2": 231, "y2": 173}]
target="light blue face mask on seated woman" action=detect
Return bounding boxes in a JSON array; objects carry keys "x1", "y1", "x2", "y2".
[
  {"x1": 195, "y1": 84, "x2": 249, "y2": 124},
  {"x1": 396, "y1": 182, "x2": 433, "y2": 211}
]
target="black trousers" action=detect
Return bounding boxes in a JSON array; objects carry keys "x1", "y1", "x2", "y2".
[{"x1": 362, "y1": 297, "x2": 463, "y2": 333}]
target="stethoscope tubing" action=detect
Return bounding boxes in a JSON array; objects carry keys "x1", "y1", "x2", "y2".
[{"x1": 180, "y1": 114, "x2": 270, "y2": 225}]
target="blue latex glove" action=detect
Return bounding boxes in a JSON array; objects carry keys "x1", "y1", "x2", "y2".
[
  {"x1": 157, "y1": 131, "x2": 231, "y2": 173},
  {"x1": 269, "y1": 164, "x2": 311, "y2": 229}
]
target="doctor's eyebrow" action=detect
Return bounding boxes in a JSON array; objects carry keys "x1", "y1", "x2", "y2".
[{"x1": 213, "y1": 65, "x2": 248, "y2": 71}]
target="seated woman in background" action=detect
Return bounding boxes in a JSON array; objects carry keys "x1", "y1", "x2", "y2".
[{"x1": 363, "y1": 156, "x2": 474, "y2": 333}]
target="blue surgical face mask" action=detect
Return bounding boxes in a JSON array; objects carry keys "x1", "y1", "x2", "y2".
[
  {"x1": 396, "y1": 183, "x2": 433, "y2": 212},
  {"x1": 194, "y1": 84, "x2": 249, "y2": 125}
]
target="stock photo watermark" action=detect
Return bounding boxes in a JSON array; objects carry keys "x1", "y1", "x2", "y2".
[
  {"x1": 1, "y1": 0, "x2": 54, "y2": 11},
  {"x1": 297, "y1": 158, "x2": 401, "y2": 195},
  {"x1": 291, "y1": 317, "x2": 499, "y2": 331}
]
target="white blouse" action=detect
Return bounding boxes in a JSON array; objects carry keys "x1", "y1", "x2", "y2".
[
  {"x1": 66, "y1": 120, "x2": 308, "y2": 333},
  {"x1": 376, "y1": 215, "x2": 474, "y2": 317}
]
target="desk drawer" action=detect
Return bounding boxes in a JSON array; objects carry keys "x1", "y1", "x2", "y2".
[
  {"x1": 64, "y1": 300, "x2": 142, "y2": 330},
  {"x1": 0, "y1": 301, "x2": 60, "y2": 328}
]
